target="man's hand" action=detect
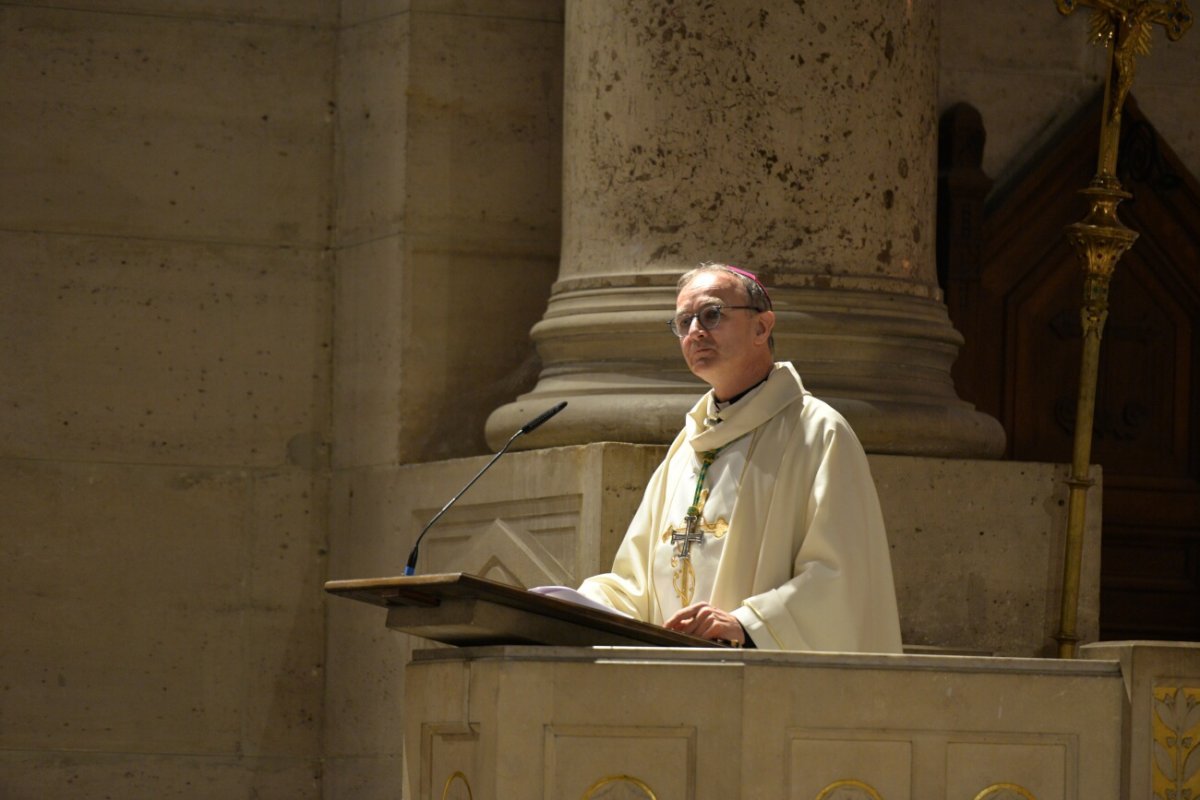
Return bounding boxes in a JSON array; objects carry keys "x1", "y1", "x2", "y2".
[{"x1": 663, "y1": 602, "x2": 745, "y2": 645}]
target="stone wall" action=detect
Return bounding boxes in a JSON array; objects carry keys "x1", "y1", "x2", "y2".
[
  {"x1": 0, "y1": 1, "x2": 336, "y2": 796},
  {"x1": 326, "y1": 1, "x2": 563, "y2": 795},
  {"x1": 333, "y1": 1, "x2": 563, "y2": 470}
]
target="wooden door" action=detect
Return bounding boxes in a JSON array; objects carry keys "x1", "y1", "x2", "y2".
[{"x1": 939, "y1": 95, "x2": 1200, "y2": 640}]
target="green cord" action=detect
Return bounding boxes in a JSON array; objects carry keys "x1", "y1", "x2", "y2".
[{"x1": 687, "y1": 447, "x2": 725, "y2": 518}]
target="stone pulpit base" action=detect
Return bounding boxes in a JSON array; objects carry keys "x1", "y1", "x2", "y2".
[
  {"x1": 327, "y1": 444, "x2": 1110, "y2": 795},
  {"x1": 405, "y1": 646, "x2": 1125, "y2": 799}
]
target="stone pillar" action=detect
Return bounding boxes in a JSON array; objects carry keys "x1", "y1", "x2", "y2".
[{"x1": 487, "y1": 0, "x2": 1004, "y2": 457}]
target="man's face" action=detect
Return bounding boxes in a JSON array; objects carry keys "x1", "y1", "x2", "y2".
[{"x1": 674, "y1": 271, "x2": 770, "y2": 387}]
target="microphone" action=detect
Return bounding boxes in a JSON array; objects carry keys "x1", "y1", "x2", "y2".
[
  {"x1": 519, "y1": 401, "x2": 568, "y2": 434},
  {"x1": 403, "y1": 401, "x2": 567, "y2": 576}
]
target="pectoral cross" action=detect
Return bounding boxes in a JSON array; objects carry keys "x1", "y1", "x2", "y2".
[
  {"x1": 663, "y1": 489, "x2": 729, "y2": 606},
  {"x1": 670, "y1": 507, "x2": 705, "y2": 560}
]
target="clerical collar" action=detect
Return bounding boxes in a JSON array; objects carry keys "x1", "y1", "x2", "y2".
[
  {"x1": 714, "y1": 372, "x2": 771, "y2": 409},
  {"x1": 705, "y1": 371, "x2": 772, "y2": 426}
]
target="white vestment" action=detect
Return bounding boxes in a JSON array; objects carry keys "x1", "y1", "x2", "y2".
[{"x1": 578, "y1": 362, "x2": 903, "y2": 653}]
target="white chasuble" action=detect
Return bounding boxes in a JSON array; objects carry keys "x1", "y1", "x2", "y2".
[
  {"x1": 651, "y1": 435, "x2": 751, "y2": 618},
  {"x1": 576, "y1": 362, "x2": 904, "y2": 654}
]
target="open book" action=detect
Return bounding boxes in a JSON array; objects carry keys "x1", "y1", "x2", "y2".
[{"x1": 529, "y1": 586, "x2": 634, "y2": 619}]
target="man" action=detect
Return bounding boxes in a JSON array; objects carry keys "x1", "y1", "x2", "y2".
[{"x1": 577, "y1": 264, "x2": 903, "y2": 653}]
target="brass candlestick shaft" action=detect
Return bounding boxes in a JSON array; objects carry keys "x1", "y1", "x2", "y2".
[{"x1": 1052, "y1": 0, "x2": 1191, "y2": 658}]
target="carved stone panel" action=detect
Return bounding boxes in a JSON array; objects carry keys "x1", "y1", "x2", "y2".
[{"x1": 547, "y1": 725, "x2": 694, "y2": 800}]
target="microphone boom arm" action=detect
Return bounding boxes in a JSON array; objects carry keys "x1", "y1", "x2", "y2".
[{"x1": 403, "y1": 401, "x2": 566, "y2": 575}]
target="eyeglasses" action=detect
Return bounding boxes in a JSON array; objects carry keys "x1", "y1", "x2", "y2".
[{"x1": 667, "y1": 304, "x2": 759, "y2": 338}]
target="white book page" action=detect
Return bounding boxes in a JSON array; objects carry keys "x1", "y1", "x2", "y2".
[{"x1": 529, "y1": 585, "x2": 633, "y2": 619}]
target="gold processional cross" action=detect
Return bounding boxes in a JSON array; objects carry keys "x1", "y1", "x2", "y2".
[
  {"x1": 1052, "y1": 0, "x2": 1191, "y2": 658},
  {"x1": 662, "y1": 488, "x2": 729, "y2": 606},
  {"x1": 1056, "y1": 1, "x2": 1192, "y2": 131}
]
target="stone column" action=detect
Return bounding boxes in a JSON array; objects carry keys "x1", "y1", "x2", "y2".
[{"x1": 487, "y1": 0, "x2": 1004, "y2": 457}]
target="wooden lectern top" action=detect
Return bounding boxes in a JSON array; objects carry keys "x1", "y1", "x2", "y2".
[{"x1": 324, "y1": 572, "x2": 721, "y2": 649}]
